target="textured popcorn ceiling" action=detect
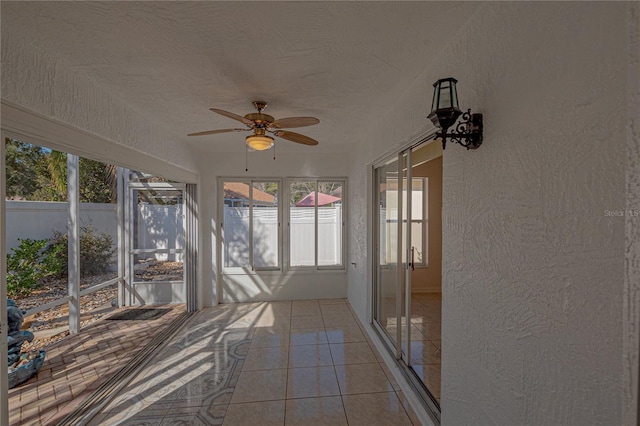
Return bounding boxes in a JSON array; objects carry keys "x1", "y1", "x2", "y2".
[{"x1": 1, "y1": 1, "x2": 475, "y2": 154}]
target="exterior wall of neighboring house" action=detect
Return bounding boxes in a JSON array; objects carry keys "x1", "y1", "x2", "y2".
[{"x1": 347, "y1": 2, "x2": 636, "y2": 425}]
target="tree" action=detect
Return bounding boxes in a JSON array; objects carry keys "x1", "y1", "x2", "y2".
[
  {"x1": 5, "y1": 139, "x2": 45, "y2": 199},
  {"x1": 79, "y1": 160, "x2": 116, "y2": 203},
  {"x1": 5, "y1": 139, "x2": 117, "y2": 203},
  {"x1": 253, "y1": 182, "x2": 279, "y2": 196},
  {"x1": 33, "y1": 150, "x2": 67, "y2": 201}
]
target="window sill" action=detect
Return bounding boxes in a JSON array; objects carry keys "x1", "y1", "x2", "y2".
[{"x1": 222, "y1": 268, "x2": 346, "y2": 276}]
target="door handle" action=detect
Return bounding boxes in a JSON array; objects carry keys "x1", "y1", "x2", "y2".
[{"x1": 411, "y1": 247, "x2": 415, "y2": 271}]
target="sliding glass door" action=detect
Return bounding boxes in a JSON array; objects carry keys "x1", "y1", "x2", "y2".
[
  {"x1": 375, "y1": 156, "x2": 402, "y2": 355},
  {"x1": 373, "y1": 140, "x2": 442, "y2": 421},
  {"x1": 374, "y1": 151, "x2": 411, "y2": 361}
]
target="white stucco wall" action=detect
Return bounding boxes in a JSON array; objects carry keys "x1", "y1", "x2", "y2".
[
  {"x1": 347, "y1": 2, "x2": 635, "y2": 425},
  {"x1": 198, "y1": 151, "x2": 349, "y2": 306},
  {"x1": 1, "y1": 32, "x2": 197, "y2": 182},
  {"x1": 624, "y1": 2, "x2": 640, "y2": 424}
]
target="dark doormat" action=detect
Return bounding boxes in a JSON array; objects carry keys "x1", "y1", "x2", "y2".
[{"x1": 107, "y1": 308, "x2": 172, "y2": 321}]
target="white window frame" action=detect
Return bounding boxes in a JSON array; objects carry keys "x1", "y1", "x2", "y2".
[
  {"x1": 286, "y1": 178, "x2": 346, "y2": 271},
  {"x1": 219, "y1": 178, "x2": 282, "y2": 274}
]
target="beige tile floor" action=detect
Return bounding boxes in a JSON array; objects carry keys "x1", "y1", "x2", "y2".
[
  {"x1": 381, "y1": 293, "x2": 442, "y2": 403},
  {"x1": 410, "y1": 293, "x2": 442, "y2": 403},
  {"x1": 87, "y1": 299, "x2": 421, "y2": 425}
]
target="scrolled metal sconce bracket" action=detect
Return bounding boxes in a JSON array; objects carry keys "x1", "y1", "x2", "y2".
[{"x1": 437, "y1": 109, "x2": 483, "y2": 150}]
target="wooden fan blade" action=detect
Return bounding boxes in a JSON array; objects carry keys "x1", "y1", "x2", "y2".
[
  {"x1": 271, "y1": 117, "x2": 320, "y2": 129},
  {"x1": 187, "y1": 128, "x2": 248, "y2": 136},
  {"x1": 210, "y1": 108, "x2": 254, "y2": 126},
  {"x1": 272, "y1": 130, "x2": 318, "y2": 146}
]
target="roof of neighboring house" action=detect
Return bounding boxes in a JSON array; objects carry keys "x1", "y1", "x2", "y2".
[
  {"x1": 296, "y1": 192, "x2": 341, "y2": 207},
  {"x1": 224, "y1": 182, "x2": 275, "y2": 204}
]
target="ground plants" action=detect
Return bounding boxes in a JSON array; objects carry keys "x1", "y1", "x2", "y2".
[
  {"x1": 46, "y1": 222, "x2": 116, "y2": 277},
  {"x1": 6, "y1": 238, "x2": 53, "y2": 296},
  {"x1": 6, "y1": 224, "x2": 116, "y2": 297}
]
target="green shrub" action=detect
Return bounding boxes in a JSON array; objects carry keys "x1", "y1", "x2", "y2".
[
  {"x1": 6, "y1": 223, "x2": 116, "y2": 297},
  {"x1": 42, "y1": 237, "x2": 66, "y2": 278},
  {"x1": 6, "y1": 238, "x2": 50, "y2": 297},
  {"x1": 46, "y1": 223, "x2": 116, "y2": 277}
]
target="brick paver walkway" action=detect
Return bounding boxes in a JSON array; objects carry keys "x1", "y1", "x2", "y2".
[{"x1": 8, "y1": 306, "x2": 184, "y2": 425}]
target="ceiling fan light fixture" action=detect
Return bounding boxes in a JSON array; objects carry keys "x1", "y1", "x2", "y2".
[{"x1": 246, "y1": 134, "x2": 275, "y2": 151}]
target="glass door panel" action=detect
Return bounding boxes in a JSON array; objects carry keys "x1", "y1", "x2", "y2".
[
  {"x1": 400, "y1": 151, "x2": 411, "y2": 364},
  {"x1": 374, "y1": 158, "x2": 401, "y2": 354}
]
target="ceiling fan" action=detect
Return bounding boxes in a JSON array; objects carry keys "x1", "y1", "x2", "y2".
[{"x1": 188, "y1": 101, "x2": 319, "y2": 151}]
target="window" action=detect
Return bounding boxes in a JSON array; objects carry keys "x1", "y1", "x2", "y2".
[
  {"x1": 381, "y1": 177, "x2": 427, "y2": 266},
  {"x1": 222, "y1": 180, "x2": 280, "y2": 271},
  {"x1": 289, "y1": 179, "x2": 344, "y2": 268},
  {"x1": 410, "y1": 177, "x2": 427, "y2": 266}
]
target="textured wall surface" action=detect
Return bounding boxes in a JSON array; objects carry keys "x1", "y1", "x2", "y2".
[
  {"x1": 624, "y1": 2, "x2": 640, "y2": 423},
  {"x1": 198, "y1": 151, "x2": 349, "y2": 306},
  {"x1": 347, "y1": 2, "x2": 633, "y2": 424},
  {"x1": 0, "y1": 1, "x2": 479, "y2": 156},
  {"x1": 1, "y1": 33, "x2": 197, "y2": 176},
  {"x1": 438, "y1": 4, "x2": 626, "y2": 423}
]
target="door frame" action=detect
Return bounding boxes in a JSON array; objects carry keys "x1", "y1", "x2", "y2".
[
  {"x1": 370, "y1": 130, "x2": 442, "y2": 423},
  {"x1": 124, "y1": 178, "x2": 187, "y2": 306}
]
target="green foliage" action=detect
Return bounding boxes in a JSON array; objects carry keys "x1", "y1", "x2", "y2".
[
  {"x1": 253, "y1": 182, "x2": 279, "y2": 197},
  {"x1": 6, "y1": 225, "x2": 116, "y2": 297},
  {"x1": 46, "y1": 223, "x2": 116, "y2": 277},
  {"x1": 5, "y1": 139, "x2": 46, "y2": 199},
  {"x1": 32, "y1": 150, "x2": 66, "y2": 201},
  {"x1": 42, "y1": 238, "x2": 67, "y2": 278},
  {"x1": 5, "y1": 138, "x2": 117, "y2": 203},
  {"x1": 80, "y1": 161, "x2": 117, "y2": 203},
  {"x1": 6, "y1": 238, "x2": 51, "y2": 297}
]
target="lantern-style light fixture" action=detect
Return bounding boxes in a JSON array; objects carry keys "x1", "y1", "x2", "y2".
[{"x1": 427, "y1": 77, "x2": 483, "y2": 150}]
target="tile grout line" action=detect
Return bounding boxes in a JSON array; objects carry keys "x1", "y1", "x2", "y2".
[
  {"x1": 394, "y1": 388, "x2": 418, "y2": 426},
  {"x1": 281, "y1": 307, "x2": 292, "y2": 425}
]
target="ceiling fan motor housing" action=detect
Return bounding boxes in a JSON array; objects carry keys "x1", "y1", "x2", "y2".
[{"x1": 244, "y1": 112, "x2": 275, "y2": 126}]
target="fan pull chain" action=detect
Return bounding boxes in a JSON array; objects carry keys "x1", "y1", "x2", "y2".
[
  {"x1": 273, "y1": 143, "x2": 276, "y2": 161},
  {"x1": 245, "y1": 144, "x2": 248, "y2": 172}
]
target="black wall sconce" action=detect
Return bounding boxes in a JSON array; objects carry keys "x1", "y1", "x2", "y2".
[{"x1": 427, "y1": 77, "x2": 483, "y2": 150}]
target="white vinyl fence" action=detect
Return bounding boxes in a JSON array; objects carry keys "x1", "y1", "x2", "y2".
[
  {"x1": 224, "y1": 206, "x2": 342, "y2": 267},
  {"x1": 5, "y1": 201, "x2": 117, "y2": 252},
  {"x1": 5, "y1": 201, "x2": 183, "y2": 262},
  {"x1": 136, "y1": 203, "x2": 184, "y2": 262}
]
